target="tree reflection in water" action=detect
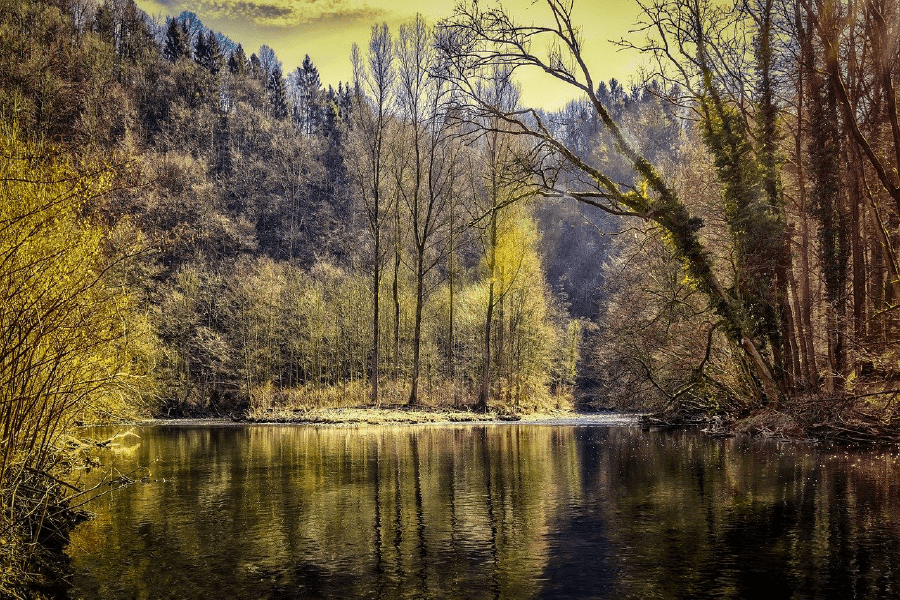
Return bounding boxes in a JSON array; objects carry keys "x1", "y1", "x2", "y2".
[{"x1": 67, "y1": 425, "x2": 900, "y2": 599}]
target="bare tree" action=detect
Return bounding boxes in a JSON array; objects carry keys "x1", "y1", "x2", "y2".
[
  {"x1": 350, "y1": 24, "x2": 395, "y2": 406},
  {"x1": 438, "y1": 0, "x2": 782, "y2": 402},
  {"x1": 395, "y1": 15, "x2": 456, "y2": 406}
]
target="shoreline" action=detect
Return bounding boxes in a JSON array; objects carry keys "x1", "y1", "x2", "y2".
[
  {"x1": 82, "y1": 408, "x2": 645, "y2": 428},
  {"x1": 80, "y1": 406, "x2": 899, "y2": 445}
]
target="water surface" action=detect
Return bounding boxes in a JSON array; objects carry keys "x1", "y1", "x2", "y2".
[{"x1": 67, "y1": 423, "x2": 900, "y2": 599}]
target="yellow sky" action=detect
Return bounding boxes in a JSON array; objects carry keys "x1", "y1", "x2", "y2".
[{"x1": 134, "y1": 0, "x2": 647, "y2": 110}]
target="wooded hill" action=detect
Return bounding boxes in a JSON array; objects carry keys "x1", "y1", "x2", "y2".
[
  {"x1": 6, "y1": 0, "x2": 900, "y2": 593},
  {"x1": 0, "y1": 1, "x2": 592, "y2": 593},
  {"x1": 0, "y1": 0, "x2": 598, "y2": 421},
  {"x1": 4, "y1": 0, "x2": 900, "y2": 450}
]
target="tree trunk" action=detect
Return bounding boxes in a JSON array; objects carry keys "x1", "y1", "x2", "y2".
[
  {"x1": 448, "y1": 208, "x2": 456, "y2": 399},
  {"x1": 795, "y1": 0, "x2": 819, "y2": 391},
  {"x1": 477, "y1": 279, "x2": 494, "y2": 413},
  {"x1": 476, "y1": 210, "x2": 498, "y2": 413},
  {"x1": 850, "y1": 150, "x2": 866, "y2": 375},
  {"x1": 393, "y1": 205, "x2": 401, "y2": 389},
  {"x1": 409, "y1": 259, "x2": 424, "y2": 406},
  {"x1": 372, "y1": 234, "x2": 381, "y2": 407},
  {"x1": 787, "y1": 256, "x2": 810, "y2": 387}
]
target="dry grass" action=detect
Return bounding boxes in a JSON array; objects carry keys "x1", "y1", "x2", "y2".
[
  {"x1": 246, "y1": 380, "x2": 574, "y2": 423},
  {"x1": 245, "y1": 406, "x2": 504, "y2": 425}
]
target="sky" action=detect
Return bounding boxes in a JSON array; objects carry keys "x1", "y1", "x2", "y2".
[{"x1": 134, "y1": 0, "x2": 648, "y2": 111}]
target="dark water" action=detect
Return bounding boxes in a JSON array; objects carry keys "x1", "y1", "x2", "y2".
[{"x1": 66, "y1": 424, "x2": 900, "y2": 599}]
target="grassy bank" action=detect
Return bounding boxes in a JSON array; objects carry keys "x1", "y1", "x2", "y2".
[
  {"x1": 240, "y1": 380, "x2": 575, "y2": 425},
  {"x1": 242, "y1": 405, "x2": 579, "y2": 425}
]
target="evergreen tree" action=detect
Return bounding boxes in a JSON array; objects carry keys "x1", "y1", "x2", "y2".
[
  {"x1": 163, "y1": 17, "x2": 190, "y2": 62},
  {"x1": 196, "y1": 30, "x2": 223, "y2": 74},
  {"x1": 208, "y1": 32, "x2": 223, "y2": 74},
  {"x1": 194, "y1": 28, "x2": 209, "y2": 66},
  {"x1": 294, "y1": 55, "x2": 322, "y2": 134},
  {"x1": 228, "y1": 44, "x2": 247, "y2": 75},
  {"x1": 175, "y1": 11, "x2": 204, "y2": 49},
  {"x1": 268, "y1": 66, "x2": 289, "y2": 119},
  {"x1": 93, "y1": 3, "x2": 114, "y2": 43}
]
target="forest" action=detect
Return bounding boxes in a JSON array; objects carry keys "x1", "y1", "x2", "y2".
[{"x1": 3, "y1": 0, "x2": 900, "y2": 595}]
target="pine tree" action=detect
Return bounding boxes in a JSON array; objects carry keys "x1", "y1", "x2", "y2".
[
  {"x1": 193, "y1": 28, "x2": 209, "y2": 66},
  {"x1": 295, "y1": 55, "x2": 322, "y2": 134},
  {"x1": 268, "y1": 66, "x2": 288, "y2": 119},
  {"x1": 228, "y1": 44, "x2": 247, "y2": 75},
  {"x1": 196, "y1": 30, "x2": 223, "y2": 74},
  {"x1": 163, "y1": 17, "x2": 190, "y2": 62}
]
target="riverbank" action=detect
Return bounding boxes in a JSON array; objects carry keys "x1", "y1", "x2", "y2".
[
  {"x1": 732, "y1": 396, "x2": 900, "y2": 444},
  {"x1": 103, "y1": 400, "x2": 900, "y2": 445},
  {"x1": 126, "y1": 407, "x2": 643, "y2": 427},
  {"x1": 646, "y1": 394, "x2": 900, "y2": 445}
]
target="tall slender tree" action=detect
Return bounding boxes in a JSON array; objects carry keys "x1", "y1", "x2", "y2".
[
  {"x1": 294, "y1": 55, "x2": 322, "y2": 135},
  {"x1": 396, "y1": 15, "x2": 456, "y2": 406},
  {"x1": 268, "y1": 66, "x2": 289, "y2": 120},
  {"x1": 350, "y1": 24, "x2": 395, "y2": 406}
]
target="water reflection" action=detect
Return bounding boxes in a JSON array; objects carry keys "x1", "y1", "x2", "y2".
[{"x1": 67, "y1": 425, "x2": 900, "y2": 599}]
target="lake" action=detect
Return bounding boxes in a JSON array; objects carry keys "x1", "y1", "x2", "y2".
[{"x1": 66, "y1": 422, "x2": 900, "y2": 599}]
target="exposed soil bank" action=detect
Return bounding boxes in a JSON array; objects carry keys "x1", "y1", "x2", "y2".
[{"x1": 645, "y1": 395, "x2": 900, "y2": 445}]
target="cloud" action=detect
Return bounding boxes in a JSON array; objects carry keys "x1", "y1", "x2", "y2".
[{"x1": 161, "y1": 0, "x2": 387, "y2": 27}]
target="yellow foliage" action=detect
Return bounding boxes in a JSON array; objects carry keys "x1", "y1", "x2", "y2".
[
  {"x1": 0, "y1": 122, "x2": 146, "y2": 486},
  {"x1": 491, "y1": 201, "x2": 543, "y2": 298},
  {"x1": 476, "y1": 200, "x2": 567, "y2": 407}
]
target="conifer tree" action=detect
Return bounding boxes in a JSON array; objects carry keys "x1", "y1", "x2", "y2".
[
  {"x1": 228, "y1": 44, "x2": 247, "y2": 75},
  {"x1": 268, "y1": 66, "x2": 289, "y2": 119},
  {"x1": 163, "y1": 17, "x2": 190, "y2": 62},
  {"x1": 295, "y1": 55, "x2": 322, "y2": 134},
  {"x1": 194, "y1": 28, "x2": 209, "y2": 67},
  {"x1": 196, "y1": 30, "x2": 223, "y2": 74}
]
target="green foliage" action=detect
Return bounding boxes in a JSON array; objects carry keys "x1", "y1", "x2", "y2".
[
  {"x1": 471, "y1": 202, "x2": 572, "y2": 410},
  {"x1": 228, "y1": 44, "x2": 247, "y2": 75}
]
